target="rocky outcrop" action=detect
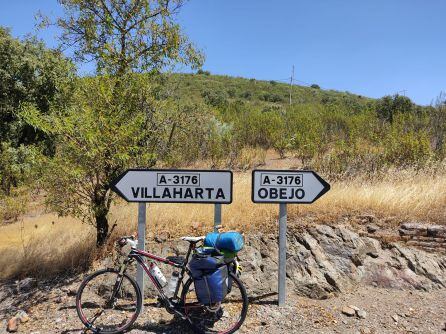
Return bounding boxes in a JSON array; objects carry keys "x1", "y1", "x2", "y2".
[
  {"x1": 124, "y1": 224, "x2": 446, "y2": 300},
  {"x1": 2, "y1": 223, "x2": 445, "y2": 317},
  {"x1": 239, "y1": 224, "x2": 446, "y2": 299},
  {"x1": 399, "y1": 223, "x2": 446, "y2": 253}
]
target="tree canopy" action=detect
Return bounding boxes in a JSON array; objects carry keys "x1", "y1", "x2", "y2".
[{"x1": 41, "y1": 0, "x2": 204, "y2": 75}]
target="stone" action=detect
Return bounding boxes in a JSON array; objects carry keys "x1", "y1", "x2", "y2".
[
  {"x1": 16, "y1": 278, "x2": 37, "y2": 293},
  {"x1": 6, "y1": 317, "x2": 18, "y2": 332},
  {"x1": 154, "y1": 231, "x2": 169, "y2": 243},
  {"x1": 16, "y1": 310, "x2": 29, "y2": 323},
  {"x1": 349, "y1": 305, "x2": 360, "y2": 311},
  {"x1": 366, "y1": 224, "x2": 379, "y2": 233},
  {"x1": 400, "y1": 222, "x2": 427, "y2": 231},
  {"x1": 54, "y1": 295, "x2": 66, "y2": 304},
  {"x1": 342, "y1": 306, "x2": 356, "y2": 317},
  {"x1": 357, "y1": 310, "x2": 367, "y2": 319},
  {"x1": 391, "y1": 314, "x2": 399, "y2": 322},
  {"x1": 359, "y1": 214, "x2": 376, "y2": 224}
]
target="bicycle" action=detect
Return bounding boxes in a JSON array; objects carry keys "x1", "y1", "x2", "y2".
[{"x1": 75, "y1": 235, "x2": 248, "y2": 334}]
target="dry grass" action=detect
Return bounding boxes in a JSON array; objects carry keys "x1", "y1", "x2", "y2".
[
  {"x1": 1, "y1": 165, "x2": 445, "y2": 279},
  {"x1": 112, "y1": 168, "x2": 446, "y2": 238},
  {"x1": 0, "y1": 214, "x2": 96, "y2": 279}
]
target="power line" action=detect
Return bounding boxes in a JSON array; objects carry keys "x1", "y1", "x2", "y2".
[{"x1": 289, "y1": 65, "x2": 294, "y2": 105}]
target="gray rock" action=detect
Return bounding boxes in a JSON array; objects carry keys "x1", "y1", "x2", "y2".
[
  {"x1": 357, "y1": 310, "x2": 367, "y2": 319},
  {"x1": 16, "y1": 278, "x2": 37, "y2": 293},
  {"x1": 366, "y1": 224, "x2": 379, "y2": 233}
]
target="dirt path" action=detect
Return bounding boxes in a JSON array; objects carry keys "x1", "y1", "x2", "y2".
[{"x1": 7, "y1": 286, "x2": 445, "y2": 334}]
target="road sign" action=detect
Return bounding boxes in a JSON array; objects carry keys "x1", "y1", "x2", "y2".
[
  {"x1": 111, "y1": 169, "x2": 233, "y2": 204},
  {"x1": 111, "y1": 169, "x2": 233, "y2": 301},
  {"x1": 251, "y1": 169, "x2": 330, "y2": 307},
  {"x1": 252, "y1": 170, "x2": 330, "y2": 203}
]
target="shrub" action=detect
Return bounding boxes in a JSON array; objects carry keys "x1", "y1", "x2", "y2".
[
  {"x1": 197, "y1": 69, "x2": 211, "y2": 75},
  {"x1": 201, "y1": 89, "x2": 228, "y2": 107}
]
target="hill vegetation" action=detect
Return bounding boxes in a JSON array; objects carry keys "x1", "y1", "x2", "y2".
[{"x1": 158, "y1": 72, "x2": 444, "y2": 175}]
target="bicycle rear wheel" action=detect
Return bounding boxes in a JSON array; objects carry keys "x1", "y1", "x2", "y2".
[
  {"x1": 181, "y1": 271, "x2": 248, "y2": 334},
  {"x1": 76, "y1": 268, "x2": 142, "y2": 334}
]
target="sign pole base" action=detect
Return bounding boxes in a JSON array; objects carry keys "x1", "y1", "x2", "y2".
[
  {"x1": 214, "y1": 203, "x2": 222, "y2": 232},
  {"x1": 278, "y1": 203, "x2": 287, "y2": 306},
  {"x1": 137, "y1": 202, "x2": 147, "y2": 309}
]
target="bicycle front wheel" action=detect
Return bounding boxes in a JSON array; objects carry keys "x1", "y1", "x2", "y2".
[
  {"x1": 76, "y1": 268, "x2": 142, "y2": 334},
  {"x1": 181, "y1": 271, "x2": 248, "y2": 334}
]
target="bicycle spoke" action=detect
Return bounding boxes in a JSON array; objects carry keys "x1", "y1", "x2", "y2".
[
  {"x1": 89, "y1": 309, "x2": 104, "y2": 325},
  {"x1": 182, "y1": 272, "x2": 248, "y2": 334},
  {"x1": 76, "y1": 269, "x2": 141, "y2": 334}
]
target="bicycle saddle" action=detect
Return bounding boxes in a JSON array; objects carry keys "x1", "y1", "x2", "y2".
[{"x1": 180, "y1": 236, "x2": 205, "y2": 243}]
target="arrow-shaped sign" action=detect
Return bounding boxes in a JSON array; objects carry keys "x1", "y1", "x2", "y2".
[
  {"x1": 251, "y1": 170, "x2": 330, "y2": 204},
  {"x1": 111, "y1": 169, "x2": 233, "y2": 204}
]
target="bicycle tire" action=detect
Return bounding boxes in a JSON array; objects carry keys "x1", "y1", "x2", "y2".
[
  {"x1": 76, "y1": 268, "x2": 142, "y2": 334},
  {"x1": 181, "y1": 271, "x2": 248, "y2": 334}
]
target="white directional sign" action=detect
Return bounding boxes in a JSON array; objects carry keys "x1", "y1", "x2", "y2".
[
  {"x1": 252, "y1": 170, "x2": 330, "y2": 203},
  {"x1": 111, "y1": 169, "x2": 232, "y2": 203},
  {"x1": 251, "y1": 169, "x2": 330, "y2": 307}
]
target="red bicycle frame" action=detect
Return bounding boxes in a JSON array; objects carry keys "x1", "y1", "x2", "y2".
[{"x1": 126, "y1": 241, "x2": 197, "y2": 301}]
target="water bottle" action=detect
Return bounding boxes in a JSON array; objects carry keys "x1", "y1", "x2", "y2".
[
  {"x1": 149, "y1": 263, "x2": 167, "y2": 287},
  {"x1": 167, "y1": 271, "x2": 180, "y2": 297}
]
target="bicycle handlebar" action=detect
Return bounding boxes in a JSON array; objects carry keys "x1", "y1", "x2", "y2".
[{"x1": 117, "y1": 235, "x2": 138, "y2": 249}]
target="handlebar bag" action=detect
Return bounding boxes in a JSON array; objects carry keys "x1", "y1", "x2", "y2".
[
  {"x1": 189, "y1": 254, "x2": 228, "y2": 305},
  {"x1": 204, "y1": 232, "x2": 244, "y2": 253}
]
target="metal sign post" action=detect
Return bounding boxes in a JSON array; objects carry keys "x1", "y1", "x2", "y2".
[
  {"x1": 136, "y1": 202, "x2": 146, "y2": 309},
  {"x1": 251, "y1": 170, "x2": 330, "y2": 306},
  {"x1": 214, "y1": 203, "x2": 222, "y2": 232},
  {"x1": 278, "y1": 203, "x2": 287, "y2": 306},
  {"x1": 111, "y1": 169, "x2": 233, "y2": 300}
]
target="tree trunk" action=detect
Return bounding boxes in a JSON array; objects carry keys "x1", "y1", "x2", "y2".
[{"x1": 96, "y1": 213, "x2": 109, "y2": 247}]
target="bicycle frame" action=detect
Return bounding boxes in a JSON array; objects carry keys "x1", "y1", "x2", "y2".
[{"x1": 120, "y1": 241, "x2": 198, "y2": 305}]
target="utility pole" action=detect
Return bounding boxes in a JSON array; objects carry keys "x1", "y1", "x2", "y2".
[{"x1": 289, "y1": 65, "x2": 294, "y2": 106}]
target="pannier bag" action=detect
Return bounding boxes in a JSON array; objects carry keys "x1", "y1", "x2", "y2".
[
  {"x1": 189, "y1": 254, "x2": 228, "y2": 305},
  {"x1": 204, "y1": 232, "x2": 244, "y2": 253}
]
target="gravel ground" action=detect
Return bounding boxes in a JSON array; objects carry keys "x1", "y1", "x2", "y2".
[{"x1": 9, "y1": 286, "x2": 446, "y2": 334}]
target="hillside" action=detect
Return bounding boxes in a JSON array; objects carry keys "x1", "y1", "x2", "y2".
[{"x1": 166, "y1": 72, "x2": 373, "y2": 109}]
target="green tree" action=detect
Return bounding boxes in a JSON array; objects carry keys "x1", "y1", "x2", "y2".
[
  {"x1": 23, "y1": 76, "x2": 200, "y2": 245},
  {"x1": 376, "y1": 94, "x2": 414, "y2": 123},
  {"x1": 0, "y1": 27, "x2": 74, "y2": 194},
  {"x1": 29, "y1": 0, "x2": 204, "y2": 246},
  {"x1": 40, "y1": 0, "x2": 203, "y2": 75}
]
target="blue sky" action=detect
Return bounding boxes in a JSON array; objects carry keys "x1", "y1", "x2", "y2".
[{"x1": 1, "y1": 0, "x2": 445, "y2": 105}]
